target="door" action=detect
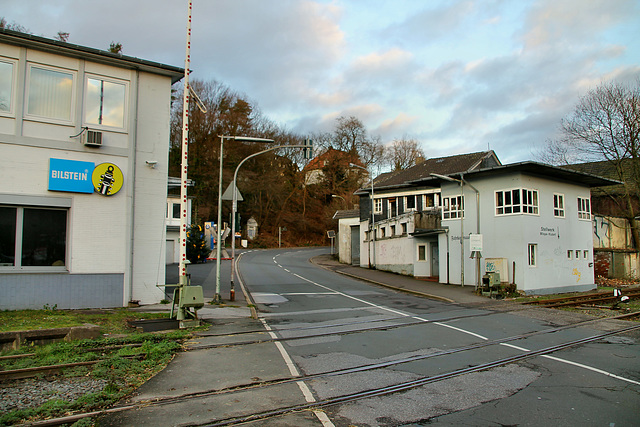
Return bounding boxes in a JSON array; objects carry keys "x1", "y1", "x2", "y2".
[
  {"x1": 350, "y1": 225, "x2": 360, "y2": 265},
  {"x1": 430, "y1": 242, "x2": 439, "y2": 277}
]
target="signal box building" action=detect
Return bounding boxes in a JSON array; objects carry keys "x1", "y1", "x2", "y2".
[
  {"x1": 350, "y1": 152, "x2": 619, "y2": 295},
  {"x1": 0, "y1": 29, "x2": 183, "y2": 309}
]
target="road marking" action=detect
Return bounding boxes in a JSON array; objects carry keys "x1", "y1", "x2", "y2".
[
  {"x1": 260, "y1": 319, "x2": 336, "y2": 426},
  {"x1": 271, "y1": 252, "x2": 640, "y2": 387},
  {"x1": 280, "y1": 292, "x2": 340, "y2": 296}
]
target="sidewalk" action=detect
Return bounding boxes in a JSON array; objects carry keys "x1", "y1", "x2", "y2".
[{"x1": 311, "y1": 253, "x2": 487, "y2": 305}]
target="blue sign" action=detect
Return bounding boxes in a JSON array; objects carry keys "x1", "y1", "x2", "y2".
[{"x1": 48, "y1": 158, "x2": 95, "y2": 193}]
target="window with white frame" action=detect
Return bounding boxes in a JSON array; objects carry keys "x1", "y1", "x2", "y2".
[
  {"x1": 0, "y1": 59, "x2": 16, "y2": 114},
  {"x1": 85, "y1": 76, "x2": 127, "y2": 128},
  {"x1": 418, "y1": 244, "x2": 427, "y2": 261},
  {"x1": 423, "y1": 193, "x2": 440, "y2": 209},
  {"x1": 373, "y1": 198, "x2": 382, "y2": 214},
  {"x1": 26, "y1": 64, "x2": 75, "y2": 122},
  {"x1": 442, "y1": 195, "x2": 463, "y2": 220},
  {"x1": 405, "y1": 195, "x2": 416, "y2": 211},
  {"x1": 495, "y1": 188, "x2": 539, "y2": 215},
  {"x1": 0, "y1": 206, "x2": 68, "y2": 268},
  {"x1": 528, "y1": 244, "x2": 537, "y2": 266},
  {"x1": 167, "y1": 202, "x2": 180, "y2": 220},
  {"x1": 577, "y1": 197, "x2": 591, "y2": 220},
  {"x1": 553, "y1": 193, "x2": 565, "y2": 217},
  {"x1": 390, "y1": 225, "x2": 396, "y2": 236}
]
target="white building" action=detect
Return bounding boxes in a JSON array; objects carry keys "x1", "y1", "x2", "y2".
[
  {"x1": 349, "y1": 152, "x2": 618, "y2": 295},
  {"x1": 0, "y1": 29, "x2": 183, "y2": 309}
]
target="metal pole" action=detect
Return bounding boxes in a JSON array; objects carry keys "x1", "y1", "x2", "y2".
[
  {"x1": 230, "y1": 144, "x2": 304, "y2": 294},
  {"x1": 214, "y1": 135, "x2": 225, "y2": 303},
  {"x1": 177, "y1": 0, "x2": 192, "y2": 315},
  {"x1": 459, "y1": 178, "x2": 464, "y2": 287}
]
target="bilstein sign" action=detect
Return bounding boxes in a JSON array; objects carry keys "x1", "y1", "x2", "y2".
[{"x1": 48, "y1": 158, "x2": 123, "y2": 196}]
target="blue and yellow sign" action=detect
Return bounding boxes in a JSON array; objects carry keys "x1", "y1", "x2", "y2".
[
  {"x1": 48, "y1": 158, "x2": 95, "y2": 193},
  {"x1": 92, "y1": 162, "x2": 124, "y2": 196}
]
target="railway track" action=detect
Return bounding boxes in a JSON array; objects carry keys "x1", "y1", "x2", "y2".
[
  {"x1": 3, "y1": 301, "x2": 637, "y2": 382},
  {"x1": 12, "y1": 311, "x2": 640, "y2": 426},
  {"x1": 523, "y1": 289, "x2": 640, "y2": 308}
]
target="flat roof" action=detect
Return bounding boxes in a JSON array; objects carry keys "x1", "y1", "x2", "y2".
[{"x1": 0, "y1": 28, "x2": 184, "y2": 84}]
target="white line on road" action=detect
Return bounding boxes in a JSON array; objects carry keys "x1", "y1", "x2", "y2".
[{"x1": 271, "y1": 251, "x2": 640, "y2": 387}]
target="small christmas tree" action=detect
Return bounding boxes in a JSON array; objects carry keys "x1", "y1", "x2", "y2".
[{"x1": 186, "y1": 224, "x2": 209, "y2": 263}]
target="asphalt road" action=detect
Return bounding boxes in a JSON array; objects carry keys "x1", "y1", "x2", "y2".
[{"x1": 238, "y1": 248, "x2": 640, "y2": 426}]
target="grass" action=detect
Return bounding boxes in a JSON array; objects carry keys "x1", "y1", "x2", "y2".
[
  {"x1": 0, "y1": 308, "x2": 205, "y2": 426},
  {"x1": 0, "y1": 307, "x2": 169, "y2": 335}
]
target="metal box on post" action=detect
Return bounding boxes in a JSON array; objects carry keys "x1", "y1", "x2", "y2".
[
  {"x1": 179, "y1": 286, "x2": 204, "y2": 309},
  {"x1": 481, "y1": 272, "x2": 501, "y2": 297}
]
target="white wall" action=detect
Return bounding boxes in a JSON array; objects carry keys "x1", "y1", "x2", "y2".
[{"x1": 440, "y1": 173, "x2": 596, "y2": 293}]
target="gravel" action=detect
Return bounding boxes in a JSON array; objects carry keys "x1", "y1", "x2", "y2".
[{"x1": 0, "y1": 377, "x2": 108, "y2": 414}]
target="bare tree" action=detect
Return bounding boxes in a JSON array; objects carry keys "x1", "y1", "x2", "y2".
[
  {"x1": 55, "y1": 32, "x2": 70, "y2": 42},
  {"x1": 385, "y1": 137, "x2": 425, "y2": 171},
  {"x1": 549, "y1": 79, "x2": 640, "y2": 247}
]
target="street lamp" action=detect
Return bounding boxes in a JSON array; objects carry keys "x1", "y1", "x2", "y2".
[
  {"x1": 430, "y1": 173, "x2": 480, "y2": 288},
  {"x1": 350, "y1": 163, "x2": 375, "y2": 269},
  {"x1": 215, "y1": 136, "x2": 274, "y2": 303},
  {"x1": 229, "y1": 142, "x2": 313, "y2": 300}
]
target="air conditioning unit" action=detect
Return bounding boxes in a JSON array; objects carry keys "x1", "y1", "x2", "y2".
[{"x1": 83, "y1": 130, "x2": 103, "y2": 147}]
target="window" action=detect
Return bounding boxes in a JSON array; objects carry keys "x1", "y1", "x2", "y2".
[
  {"x1": 388, "y1": 198, "x2": 397, "y2": 217},
  {"x1": 554, "y1": 194, "x2": 565, "y2": 218},
  {"x1": 373, "y1": 199, "x2": 382, "y2": 214},
  {"x1": 27, "y1": 65, "x2": 75, "y2": 122},
  {"x1": 583, "y1": 250, "x2": 589, "y2": 259},
  {"x1": 0, "y1": 206, "x2": 67, "y2": 268},
  {"x1": 405, "y1": 195, "x2": 416, "y2": 211},
  {"x1": 168, "y1": 202, "x2": 181, "y2": 220},
  {"x1": 418, "y1": 245, "x2": 426, "y2": 261},
  {"x1": 0, "y1": 59, "x2": 15, "y2": 114},
  {"x1": 528, "y1": 244, "x2": 537, "y2": 266},
  {"x1": 567, "y1": 250, "x2": 573, "y2": 260},
  {"x1": 390, "y1": 225, "x2": 396, "y2": 236},
  {"x1": 380, "y1": 227, "x2": 386, "y2": 238},
  {"x1": 495, "y1": 188, "x2": 538, "y2": 215},
  {"x1": 575, "y1": 250, "x2": 580, "y2": 259},
  {"x1": 442, "y1": 195, "x2": 463, "y2": 219},
  {"x1": 401, "y1": 223, "x2": 407, "y2": 234},
  {"x1": 423, "y1": 193, "x2": 440, "y2": 209},
  {"x1": 85, "y1": 76, "x2": 127, "y2": 128},
  {"x1": 577, "y1": 197, "x2": 591, "y2": 220}
]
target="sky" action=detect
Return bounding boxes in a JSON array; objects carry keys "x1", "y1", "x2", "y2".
[{"x1": 2, "y1": 0, "x2": 639, "y2": 164}]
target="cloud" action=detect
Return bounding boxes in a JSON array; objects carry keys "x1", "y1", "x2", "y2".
[{"x1": 520, "y1": 0, "x2": 638, "y2": 50}]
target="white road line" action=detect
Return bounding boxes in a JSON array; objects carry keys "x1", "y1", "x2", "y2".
[
  {"x1": 271, "y1": 254, "x2": 640, "y2": 387},
  {"x1": 259, "y1": 319, "x2": 335, "y2": 426},
  {"x1": 280, "y1": 292, "x2": 340, "y2": 296}
]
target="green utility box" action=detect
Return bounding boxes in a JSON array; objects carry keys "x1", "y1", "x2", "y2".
[
  {"x1": 179, "y1": 285, "x2": 204, "y2": 309},
  {"x1": 481, "y1": 272, "x2": 501, "y2": 297}
]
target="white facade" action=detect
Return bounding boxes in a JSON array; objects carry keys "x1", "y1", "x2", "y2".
[
  {"x1": 354, "y1": 162, "x2": 615, "y2": 295},
  {"x1": 0, "y1": 30, "x2": 183, "y2": 309}
]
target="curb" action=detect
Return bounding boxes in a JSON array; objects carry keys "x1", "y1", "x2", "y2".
[
  {"x1": 309, "y1": 256, "x2": 456, "y2": 303},
  {"x1": 235, "y1": 251, "x2": 259, "y2": 319}
]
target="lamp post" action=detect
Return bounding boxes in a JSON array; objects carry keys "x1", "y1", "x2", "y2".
[
  {"x1": 229, "y1": 142, "x2": 313, "y2": 300},
  {"x1": 215, "y1": 136, "x2": 273, "y2": 303},
  {"x1": 431, "y1": 173, "x2": 480, "y2": 288},
  {"x1": 350, "y1": 163, "x2": 375, "y2": 269}
]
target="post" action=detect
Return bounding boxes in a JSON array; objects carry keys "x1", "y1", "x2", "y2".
[
  {"x1": 459, "y1": 178, "x2": 464, "y2": 287},
  {"x1": 214, "y1": 135, "x2": 225, "y2": 303},
  {"x1": 176, "y1": 0, "x2": 192, "y2": 320}
]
